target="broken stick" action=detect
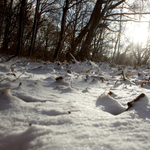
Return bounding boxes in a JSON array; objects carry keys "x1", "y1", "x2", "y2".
[{"x1": 125, "y1": 93, "x2": 145, "y2": 111}]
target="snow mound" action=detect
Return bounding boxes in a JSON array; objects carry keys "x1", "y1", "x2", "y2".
[
  {"x1": 54, "y1": 85, "x2": 74, "y2": 93},
  {"x1": 43, "y1": 77, "x2": 54, "y2": 82},
  {"x1": 0, "y1": 65, "x2": 10, "y2": 72},
  {"x1": 129, "y1": 95, "x2": 150, "y2": 119},
  {"x1": 0, "y1": 126, "x2": 52, "y2": 150},
  {"x1": 0, "y1": 88, "x2": 25, "y2": 110},
  {"x1": 50, "y1": 78, "x2": 69, "y2": 86},
  {"x1": 96, "y1": 94, "x2": 126, "y2": 115},
  {"x1": 14, "y1": 92, "x2": 45, "y2": 102},
  {"x1": 42, "y1": 109, "x2": 68, "y2": 116},
  {"x1": 82, "y1": 87, "x2": 90, "y2": 93}
]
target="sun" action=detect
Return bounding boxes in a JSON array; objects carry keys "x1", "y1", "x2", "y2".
[{"x1": 132, "y1": 23, "x2": 149, "y2": 45}]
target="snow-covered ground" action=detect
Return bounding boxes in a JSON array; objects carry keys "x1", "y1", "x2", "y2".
[{"x1": 0, "y1": 56, "x2": 150, "y2": 150}]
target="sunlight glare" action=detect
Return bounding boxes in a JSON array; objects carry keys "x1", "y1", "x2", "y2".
[{"x1": 132, "y1": 23, "x2": 149, "y2": 45}]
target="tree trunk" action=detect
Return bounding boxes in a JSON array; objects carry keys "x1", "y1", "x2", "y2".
[
  {"x1": 92, "y1": 29, "x2": 103, "y2": 60},
  {"x1": 71, "y1": 0, "x2": 104, "y2": 61},
  {"x1": 16, "y1": 0, "x2": 26, "y2": 56},
  {"x1": 0, "y1": 0, "x2": 6, "y2": 41},
  {"x1": 2, "y1": 0, "x2": 13, "y2": 52},
  {"x1": 69, "y1": 19, "x2": 91, "y2": 60},
  {"x1": 29, "y1": 0, "x2": 40, "y2": 56},
  {"x1": 78, "y1": 30, "x2": 94, "y2": 61},
  {"x1": 70, "y1": 0, "x2": 125, "y2": 61},
  {"x1": 78, "y1": 1, "x2": 104, "y2": 61},
  {"x1": 53, "y1": 0, "x2": 69, "y2": 60}
]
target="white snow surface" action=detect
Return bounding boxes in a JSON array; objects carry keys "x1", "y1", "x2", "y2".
[{"x1": 0, "y1": 57, "x2": 150, "y2": 150}]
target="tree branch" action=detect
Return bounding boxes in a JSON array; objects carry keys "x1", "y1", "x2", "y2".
[
  {"x1": 104, "y1": 18, "x2": 149, "y2": 22},
  {"x1": 106, "y1": 0, "x2": 125, "y2": 10},
  {"x1": 105, "y1": 12, "x2": 150, "y2": 17}
]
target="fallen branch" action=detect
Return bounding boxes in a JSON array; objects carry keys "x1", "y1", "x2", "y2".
[{"x1": 125, "y1": 93, "x2": 145, "y2": 111}]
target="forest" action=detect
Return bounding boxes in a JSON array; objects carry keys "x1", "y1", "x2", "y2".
[
  {"x1": 1, "y1": 0, "x2": 150, "y2": 65},
  {"x1": 1, "y1": 1, "x2": 150, "y2": 149}
]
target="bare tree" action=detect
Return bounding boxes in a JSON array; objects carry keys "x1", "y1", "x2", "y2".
[
  {"x1": 16, "y1": 0, "x2": 26, "y2": 56},
  {"x1": 29, "y1": 0, "x2": 57, "y2": 57},
  {"x1": 53, "y1": 0, "x2": 86, "y2": 60},
  {"x1": 0, "y1": 0, "x2": 6, "y2": 43},
  {"x1": 2, "y1": 0, "x2": 14, "y2": 52},
  {"x1": 29, "y1": 0, "x2": 40, "y2": 56},
  {"x1": 53, "y1": 0, "x2": 69, "y2": 60}
]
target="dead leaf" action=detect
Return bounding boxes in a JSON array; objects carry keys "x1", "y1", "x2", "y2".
[
  {"x1": 117, "y1": 72, "x2": 122, "y2": 75},
  {"x1": 126, "y1": 73, "x2": 134, "y2": 76},
  {"x1": 67, "y1": 70, "x2": 71, "y2": 74},
  {"x1": 56, "y1": 76, "x2": 63, "y2": 81},
  {"x1": 19, "y1": 82, "x2": 22, "y2": 86},
  {"x1": 141, "y1": 83, "x2": 144, "y2": 87},
  {"x1": 68, "y1": 111, "x2": 71, "y2": 114},
  {"x1": 108, "y1": 91, "x2": 113, "y2": 95},
  {"x1": 92, "y1": 79, "x2": 96, "y2": 82}
]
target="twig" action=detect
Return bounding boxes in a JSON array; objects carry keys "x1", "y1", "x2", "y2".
[
  {"x1": 70, "y1": 53, "x2": 78, "y2": 64},
  {"x1": 5, "y1": 71, "x2": 26, "y2": 84},
  {"x1": 10, "y1": 71, "x2": 25, "y2": 82},
  {"x1": 0, "y1": 78, "x2": 8, "y2": 83},
  {"x1": 122, "y1": 71, "x2": 126, "y2": 81},
  {"x1": 115, "y1": 80, "x2": 122, "y2": 85},
  {"x1": 6, "y1": 54, "x2": 18, "y2": 62}
]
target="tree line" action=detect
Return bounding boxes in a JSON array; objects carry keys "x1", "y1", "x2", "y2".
[{"x1": 0, "y1": 0, "x2": 150, "y2": 65}]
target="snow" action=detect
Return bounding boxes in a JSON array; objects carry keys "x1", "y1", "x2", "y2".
[
  {"x1": 0, "y1": 57, "x2": 150, "y2": 150},
  {"x1": 96, "y1": 94, "x2": 126, "y2": 115}
]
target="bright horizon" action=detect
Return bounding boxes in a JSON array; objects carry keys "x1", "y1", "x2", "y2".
[
  {"x1": 126, "y1": 17, "x2": 150, "y2": 46},
  {"x1": 132, "y1": 23, "x2": 149, "y2": 45}
]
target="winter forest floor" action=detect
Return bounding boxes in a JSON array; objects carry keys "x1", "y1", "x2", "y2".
[{"x1": 0, "y1": 56, "x2": 150, "y2": 150}]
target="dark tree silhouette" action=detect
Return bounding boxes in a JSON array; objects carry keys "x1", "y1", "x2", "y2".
[
  {"x1": 2, "y1": 0, "x2": 14, "y2": 52},
  {"x1": 53, "y1": 0, "x2": 69, "y2": 60},
  {"x1": 29, "y1": 0, "x2": 40, "y2": 56},
  {"x1": 17, "y1": 0, "x2": 26, "y2": 55}
]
